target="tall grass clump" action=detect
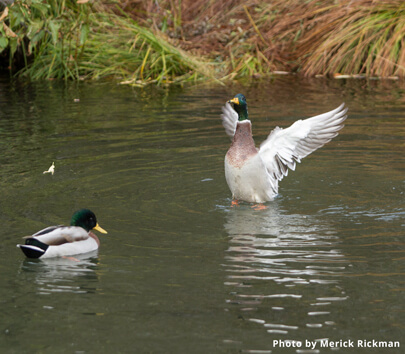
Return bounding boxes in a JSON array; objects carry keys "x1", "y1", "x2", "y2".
[
  {"x1": 295, "y1": 0, "x2": 405, "y2": 77},
  {"x1": 0, "y1": 0, "x2": 213, "y2": 84},
  {"x1": 79, "y1": 11, "x2": 215, "y2": 85}
]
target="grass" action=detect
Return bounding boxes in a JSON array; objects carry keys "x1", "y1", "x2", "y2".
[
  {"x1": 107, "y1": 0, "x2": 405, "y2": 79},
  {"x1": 0, "y1": 0, "x2": 215, "y2": 84},
  {"x1": 293, "y1": 0, "x2": 405, "y2": 77},
  {"x1": 1, "y1": 0, "x2": 405, "y2": 83},
  {"x1": 24, "y1": 10, "x2": 215, "y2": 85}
]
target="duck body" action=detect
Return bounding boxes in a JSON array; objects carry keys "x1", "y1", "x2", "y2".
[
  {"x1": 17, "y1": 209, "x2": 107, "y2": 259},
  {"x1": 222, "y1": 94, "x2": 348, "y2": 203},
  {"x1": 225, "y1": 121, "x2": 274, "y2": 203}
]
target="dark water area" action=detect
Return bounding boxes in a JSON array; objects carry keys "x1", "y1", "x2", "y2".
[{"x1": 0, "y1": 75, "x2": 403, "y2": 353}]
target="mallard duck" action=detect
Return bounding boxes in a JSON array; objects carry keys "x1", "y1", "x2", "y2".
[
  {"x1": 222, "y1": 94, "x2": 347, "y2": 203},
  {"x1": 17, "y1": 209, "x2": 107, "y2": 259}
]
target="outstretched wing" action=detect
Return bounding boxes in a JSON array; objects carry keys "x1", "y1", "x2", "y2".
[
  {"x1": 221, "y1": 102, "x2": 238, "y2": 138},
  {"x1": 259, "y1": 103, "x2": 347, "y2": 182}
]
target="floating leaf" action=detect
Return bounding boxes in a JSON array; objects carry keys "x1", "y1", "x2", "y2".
[{"x1": 43, "y1": 162, "x2": 55, "y2": 175}]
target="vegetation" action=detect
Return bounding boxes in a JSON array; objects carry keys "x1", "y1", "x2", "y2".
[
  {"x1": 290, "y1": 0, "x2": 405, "y2": 77},
  {"x1": 0, "y1": 0, "x2": 213, "y2": 84},
  {"x1": 0, "y1": 0, "x2": 404, "y2": 84}
]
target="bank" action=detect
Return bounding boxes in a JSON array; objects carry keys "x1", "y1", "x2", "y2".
[{"x1": 1, "y1": 0, "x2": 404, "y2": 85}]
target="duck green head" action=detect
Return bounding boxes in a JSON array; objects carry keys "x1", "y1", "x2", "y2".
[
  {"x1": 228, "y1": 93, "x2": 249, "y2": 121},
  {"x1": 70, "y1": 209, "x2": 107, "y2": 234}
]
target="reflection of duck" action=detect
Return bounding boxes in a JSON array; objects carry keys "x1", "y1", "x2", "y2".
[
  {"x1": 223, "y1": 206, "x2": 350, "y2": 342},
  {"x1": 224, "y1": 206, "x2": 346, "y2": 284},
  {"x1": 17, "y1": 209, "x2": 107, "y2": 259},
  {"x1": 222, "y1": 94, "x2": 347, "y2": 203},
  {"x1": 21, "y1": 252, "x2": 100, "y2": 294}
]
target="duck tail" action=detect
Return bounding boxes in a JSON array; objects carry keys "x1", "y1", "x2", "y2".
[{"x1": 17, "y1": 238, "x2": 49, "y2": 258}]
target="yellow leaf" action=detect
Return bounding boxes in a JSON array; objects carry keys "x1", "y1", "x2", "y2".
[
  {"x1": 3, "y1": 23, "x2": 17, "y2": 38},
  {"x1": 0, "y1": 7, "x2": 9, "y2": 22}
]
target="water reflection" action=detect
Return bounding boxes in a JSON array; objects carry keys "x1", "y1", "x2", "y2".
[
  {"x1": 223, "y1": 203, "x2": 350, "y2": 347},
  {"x1": 19, "y1": 251, "x2": 99, "y2": 295}
]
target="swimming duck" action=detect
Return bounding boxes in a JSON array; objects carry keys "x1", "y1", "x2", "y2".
[
  {"x1": 222, "y1": 94, "x2": 347, "y2": 203},
  {"x1": 17, "y1": 209, "x2": 107, "y2": 259}
]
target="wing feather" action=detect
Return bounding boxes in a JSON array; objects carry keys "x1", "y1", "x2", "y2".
[
  {"x1": 259, "y1": 103, "x2": 347, "y2": 182},
  {"x1": 221, "y1": 102, "x2": 238, "y2": 138},
  {"x1": 26, "y1": 226, "x2": 89, "y2": 245},
  {"x1": 31, "y1": 225, "x2": 63, "y2": 237}
]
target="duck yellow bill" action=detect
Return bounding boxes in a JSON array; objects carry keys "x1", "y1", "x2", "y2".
[
  {"x1": 228, "y1": 97, "x2": 240, "y2": 105},
  {"x1": 93, "y1": 223, "x2": 108, "y2": 234}
]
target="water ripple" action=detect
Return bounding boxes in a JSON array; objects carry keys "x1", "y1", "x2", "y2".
[
  {"x1": 223, "y1": 204, "x2": 350, "y2": 347},
  {"x1": 19, "y1": 251, "x2": 100, "y2": 295}
]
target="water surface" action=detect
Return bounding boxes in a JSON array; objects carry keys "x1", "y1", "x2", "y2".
[{"x1": 0, "y1": 77, "x2": 403, "y2": 353}]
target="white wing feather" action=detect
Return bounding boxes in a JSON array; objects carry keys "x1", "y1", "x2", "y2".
[
  {"x1": 221, "y1": 102, "x2": 238, "y2": 138},
  {"x1": 259, "y1": 103, "x2": 347, "y2": 182}
]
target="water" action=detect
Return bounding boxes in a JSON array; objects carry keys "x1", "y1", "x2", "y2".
[{"x1": 0, "y1": 76, "x2": 403, "y2": 353}]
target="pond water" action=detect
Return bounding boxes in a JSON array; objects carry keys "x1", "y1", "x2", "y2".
[{"x1": 0, "y1": 76, "x2": 403, "y2": 353}]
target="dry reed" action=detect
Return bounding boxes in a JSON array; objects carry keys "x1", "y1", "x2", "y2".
[{"x1": 2, "y1": 0, "x2": 405, "y2": 82}]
